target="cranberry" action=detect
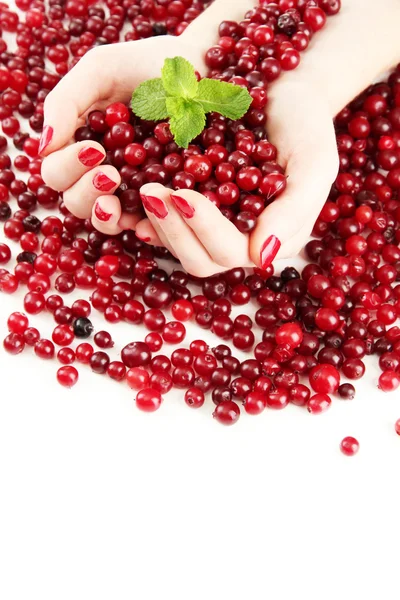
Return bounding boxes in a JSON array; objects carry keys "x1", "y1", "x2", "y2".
[
  {"x1": 3, "y1": 332, "x2": 25, "y2": 355},
  {"x1": 7, "y1": 311, "x2": 29, "y2": 334},
  {"x1": 52, "y1": 324, "x2": 74, "y2": 346},
  {"x1": 94, "y1": 330, "x2": 114, "y2": 349},
  {"x1": 126, "y1": 367, "x2": 150, "y2": 390},
  {"x1": 57, "y1": 347, "x2": 76, "y2": 365},
  {"x1": 307, "y1": 393, "x2": 332, "y2": 414},
  {"x1": 340, "y1": 436, "x2": 359, "y2": 457},
  {"x1": 76, "y1": 343, "x2": 94, "y2": 364},
  {"x1": 57, "y1": 366, "x2": 79, "y2": 388},
  {"x1": 34, "y1": 339, "x2": 55, "y2": 360},
  {"x1": 185, "y1": 387, "x2": 205, "y2": 409},
  {"x1": 309, "y1": 364, "x2": 340, "y2": 394},
  {"x1": 135, "y1": 388, "x2": 163, "y2": 412},
  {"x1": 338, "y1": 383, "x2": 356, "y2": 400},
  {"x1": 244, "y1": 391, "x2": 267, "y2": 415},
  {"x1": 121, "y1": 342, "x2": 152, "y2": 368},
  {"x1": 90, "y1": 351, "x2": 110, "y2": 374},
  {"x1": 213, "y1": 400, "x2": 240, "y2": 425},
  {"x1": 378, "y1": 371, "x2": 400, "y2": 392}
]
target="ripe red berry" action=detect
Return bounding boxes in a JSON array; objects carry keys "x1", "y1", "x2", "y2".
[
  {"x1": 57, "y1": 366, "x2": 79, "y2": 388},
  {"x1": 340, "y1": 436, "x2": 359, "y2": 457}
]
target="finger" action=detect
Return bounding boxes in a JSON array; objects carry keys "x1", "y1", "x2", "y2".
[
  {"x1": 139, "y1": 183, "x2": 223, "y2": 277},
  {"x1": 251, "y1": 133, "x2": 339, "y2": 270},
  {"x1": 91, "y1": 195, "x2": 123, "y2": 236},
  {"x1": 63, "y1": 165, "x2": 121, "y2": 219},
  {"x1": 40, "y1": 47, "x2": 115, "y2": 156},
  {"x1": 134, "y1": 218, "x2": 164, "y2": 246},
  {"x1": 41, "y1": 141, "x2": 106, "y2": 192},
  {"x1": 170, "y1": 189, "x2": 250, "y2": 269},
  {"x1": 137, "y1": 186, "x2": 178, "y2": 257}
]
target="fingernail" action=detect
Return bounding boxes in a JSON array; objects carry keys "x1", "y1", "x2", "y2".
[
  {"x1": 78, "y1": 146, "x2": 105, "y2": 167},
  {"x1": 140, "y1": 194, "x2": 168, "y2": 219},
  {"x1": 94, "y1": 201, "x2": 112, "y2": 222},
  {"x1": 260, "y1": 235, "x2": 281, "y2": 270},
  {"x1": 38, "y1": 125, "x2": 53, "y2": 154},
  {"x1": 93, "y1": 172, "x2": 117, "y2": 192},
  {"x1": 136, "y1": 233, "x2": 151, "y2": 242},
  {"x1": 171, "y1": 194, "x2": 195, "y2": 219}
]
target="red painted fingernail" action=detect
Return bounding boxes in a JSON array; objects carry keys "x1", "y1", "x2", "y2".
[
  {"x1": 260, "y1": 235, "x2": 281, "y2": 270},
  {"x1": 38, "y1": 125, "x2": 53, "y2": 154},
  {"x1": 171, "y1": 194, "x2": 195, "y2": 218},
  {"x1": 140, "y1": 194, "x2": 168, "y2": 219},
  {"x1": 78, "y1": 146, "x2": 104, "y2": 167},
  {"x1": 93, "y1": 172, "x2": 117, "y2": 192},
  {"x1": 94, "y1": 201, "x2": 112, "y2": 222},
  {"x1": 136, "y1": 233, "x2": 151, "y2": 242}
]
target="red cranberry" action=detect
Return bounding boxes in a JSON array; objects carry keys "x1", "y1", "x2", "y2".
[
  {"x1": 213, "y1": 400, "x2": 240, "y2": 425},
  {"x1": 135, "y1": 388, "x2": 163, "y2": 412},
  {"x1": 340, "y1": 436, "x2": 359, "y2": 456},
  {"x1": 57, "y1": 366, "x2": 79, "y2": 388}
]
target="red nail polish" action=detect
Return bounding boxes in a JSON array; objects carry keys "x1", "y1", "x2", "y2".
[
  {"x1": 38, "y1": 125, "x2": 53, "y2": 155},
  {"x1": 140, "y1": 194, "x2": 168, "y2": 219},
  {"x1": 136, "y1": 234, "x2": 151, "y2": 242},
  {"x1": 94, "y1": 201, "x2": 112, "y2": 222},
  {"x1": 93, "y1": 172, "x2": 117, "y2": 192},
  {"x1": 260, "y1": 235, "x2": 281, "y2": 270},
  {"x1": 171, "y1": 194, "x2": 195, "y2": 218},
  {"x1": 78, "y1": 147, "x2": 104, "y2": 167}
]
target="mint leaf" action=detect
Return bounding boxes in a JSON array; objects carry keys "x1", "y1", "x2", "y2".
[
  {"x1": 162, "y1": 56, "x2": 198, "y2": 99},
  {"x1": 131, "y1": 78, "x2": 168, "y2": 121},
  {"x1": 196, "y1": 79, "x2": 252, "y2": 120},
  {"x1": 166, "y1": 97, "x2": 205, "y2": 149}
]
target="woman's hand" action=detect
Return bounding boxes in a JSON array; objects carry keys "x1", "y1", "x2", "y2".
[
  {"x1": 40, "y1": 34, "x2": 207, "y2": 234},
  {"x1": 134, "y1": 79, "x2": 339, "y2": 276}
]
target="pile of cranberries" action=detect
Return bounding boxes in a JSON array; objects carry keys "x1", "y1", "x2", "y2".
[{"x1": 0, "y1": 0, "x2": 399, "y2": 453}]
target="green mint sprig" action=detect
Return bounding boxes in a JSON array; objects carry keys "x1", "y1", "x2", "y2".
[{"x1": 130, "y1": 56, "x2": 252, "y2": 149}]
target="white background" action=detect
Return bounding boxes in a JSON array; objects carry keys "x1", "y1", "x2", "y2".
[{"x1": 1, "y1": 3, "x2": 400, "y2": 599}]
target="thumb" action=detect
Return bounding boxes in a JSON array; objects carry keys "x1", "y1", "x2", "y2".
[
  {"x1": 250, "y1": 134, "x2": 339, "y2": 270},
  {"x1": 39, "y1": 48, "x2": 111, "y2": 156}
]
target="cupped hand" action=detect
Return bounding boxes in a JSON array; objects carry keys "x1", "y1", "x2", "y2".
[
  {"x1": 40, "y1": 34, "x2": 205, "y2": 233},
  {"x1": 134, "y1": 79, "x2": 340, "y2": 276}
]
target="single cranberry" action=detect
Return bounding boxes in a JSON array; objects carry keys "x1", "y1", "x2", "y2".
[
  {"x1": 338, "y1": 383, "x2": 356, "y2": 399},
  {"x1": 244, "y1": 391, "x2": 267, "y2": 415},
  {"x1": 340, "y1": 436, "x2": 359, "y2": 457},
  {"x1": 76, "y1": 343, "x2": 94, "y2": 364},
  {"x1": 107, "y1": 362, "x2": 126, "y2": 382},
  {"x1": 34, "y1": 339, "x2": 55, "y2": 360},
  {"x1": 185, "y1": 387, "x2": 205, "y2": 409},
  {"x1": 309, "y1": 364, "x2": 340, "y2": 394},
  {"x1": 213, "y1": 400, "x2": 240, "y2": 425},
  {"x1": 90, "y1": 351, "x2": 110, "y2": 374},
  {"x1": 307, "y1": 393, "x2": 332, "y2": 414},
  {"x1": 3, "y1": 332, "x2": 25, "y2": 355},
  {"x1": 57, "y1": 347, "x2": 76, "y2": 365},
  {"x1": 57, "y1": 366, "x2": 79, "y2": 388},
  {"x1": 266, "y1": 388, "x2": 289, "y2": 410},
  {"x1": 52, "y1": 324, "x2": 74, "y2": 346},
  {"x1": 126, "y1": 367, "x2": 150, "y2": 390},
  {"x1": 121, "y1": 342, "x2": 152, "y2": 368},
  {"x1": 135, "y1": 388, "x2": 163, "y2": 412},
  {"x1": 162, "y1": 321, "x2": 186, "y2": 344},
  {"x1": 94, "y1": 330, "x2": 114, "y2": 349},
  {"x1": 289, "y1": 384, "x2": 311, "y2": 407},
  {"x1": 378, "y1": 371, "x2": 400, "y2": 392},
  {"x1": 7, "y1": 311, "x2": 29, "y2": 334}
]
